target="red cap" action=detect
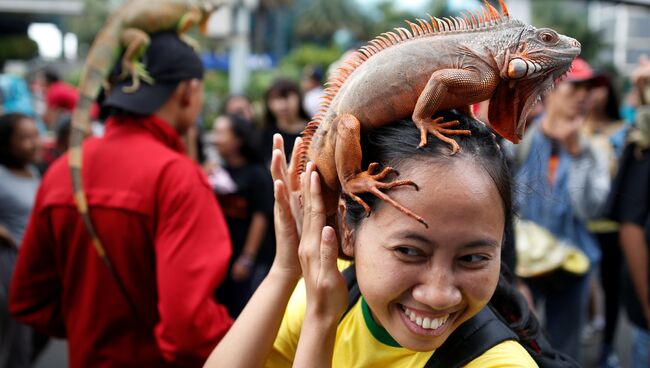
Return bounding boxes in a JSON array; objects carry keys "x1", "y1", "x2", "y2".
[
  {"x1": 46, "y1": 81, "x2": 78, "y2": 111},
  {"x1": 563, "y1": 58, "x2": 608, "y2": 86},
  {"x1": 565, "y1": 58, "x2": 595, "y2": 82}
]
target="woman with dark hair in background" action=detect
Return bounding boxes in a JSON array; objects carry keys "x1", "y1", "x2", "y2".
[
  {"x1": 0, "y1": 112, "x2": 42, "y2": 367},
  {"x1": 262, "y1": 79, "x2": 310, "y2": 163},
  {"x1": 223, "y1": 94, "x2": 257, "y2": 126},
  {"x1": 582, "y1": 73, "x2": 627, "y2": 368},
  {"x1": 211, "y1": 114, "x2": 275, "y2": 317}
]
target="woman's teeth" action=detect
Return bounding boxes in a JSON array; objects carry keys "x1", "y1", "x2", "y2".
[{"x1": 403, "y1": 306, "x2": 448, "y2": 330}]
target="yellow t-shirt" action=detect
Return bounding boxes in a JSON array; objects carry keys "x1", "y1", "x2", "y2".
[{"x1": 266, "y1": 279, "x2": 538, "y2": 368}]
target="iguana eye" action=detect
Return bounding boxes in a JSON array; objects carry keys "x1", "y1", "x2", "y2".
[{"x1": 538, "y1": 30, "x2": 558, "y2": 44}]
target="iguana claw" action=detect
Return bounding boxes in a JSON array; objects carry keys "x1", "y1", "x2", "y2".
[
  {"x1": 343, "y1": 163, "x2": 427, "y2": 227},
  {"x1": 417, "y1": 117, "x2": 471, "y2": 154}
]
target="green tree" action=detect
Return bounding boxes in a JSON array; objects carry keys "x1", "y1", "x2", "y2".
[
  {"x1": 368, "y1": 1, "x2": 418, "y2": 37},
  {"x1": 531, "y1": 0, "x2": 603, "y2": 63},
  {"x1": 0, "y1": 36, "x2": 38, "y2": 69},
  {"x1": 293, "y1": 0, "x2": 372, "y2": 44},
  {"x1": 65, "y1": 0, "x2": 111, "y2": 55}
]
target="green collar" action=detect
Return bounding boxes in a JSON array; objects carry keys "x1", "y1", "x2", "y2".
[{"x1": 361, "y1": 297, "x2": 402, "y2": 348}]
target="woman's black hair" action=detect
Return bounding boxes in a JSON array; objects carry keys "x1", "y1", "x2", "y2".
[
  {"x1": 222, "y1": 114, "x2": 264, "y2": 164},
  {"x1": 343, "y1": 109, "x2": 540, "y2": 345},
  {"x1": 263, "y1": 78, "x2": 311, "y2": 129},
  {"x1": 602, "y1": 77, "x2": 621, "y2": 122},
  {"x1": 0, "y1": 112, "x2": 32, "y2": 169}
]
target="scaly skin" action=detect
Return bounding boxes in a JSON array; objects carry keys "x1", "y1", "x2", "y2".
[
  {"x1": 68, "y1": 0, "x2": 224, "y2": 311},
  {"x1": 298, "y1": 0, "x2": 581, "y2": 227}
]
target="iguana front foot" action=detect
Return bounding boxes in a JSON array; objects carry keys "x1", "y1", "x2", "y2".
[
  {"x1": 343, "y1": 163, "x2": 428, "y2": 227},
  {"x1": 416, "y1": 117, "x2": 471, "y2": 154}
]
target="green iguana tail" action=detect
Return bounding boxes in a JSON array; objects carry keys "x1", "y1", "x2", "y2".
[{"x1": 69, "y1": 20, "x2": 138, "y2": 316}]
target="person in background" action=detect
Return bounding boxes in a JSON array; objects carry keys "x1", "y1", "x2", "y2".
[
  {"x1": 223, "y1": 94, "x2": 257, "y2": 125},
  {"x1": 210, "y1": 114, "x2": 275, "y2": 317},
  {"x1": 301, "y1": 65, "x2": 324, "y2": 119},
  {"x1": 512, "y1": 58, "x2": 610, "y2": 361},
  {"x1": 581, "y1": 72, "x2": 627, "y2": 368},
  {"x1": 606, "y1": 54, "x2": 650, "y2": 368},
  {"x1": 0, "y1": 113, "x2": 41, "y2": 367},
  {"x1": 262, "y1": 78, "x2": 310, "y2": 163},
  {"x1": 9, "y1": 32, "x2": 233, "y2": 368},
  {"x1": 41, "y1": 69, "x2": 78, "y2": 129}
]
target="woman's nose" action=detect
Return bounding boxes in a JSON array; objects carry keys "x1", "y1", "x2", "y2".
[{"x1": 411, "y1": 271, "x2": 462, "y2": 311}]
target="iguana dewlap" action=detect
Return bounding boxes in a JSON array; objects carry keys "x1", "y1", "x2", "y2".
[{"x1": 298, "y1": 0, "x2": 581, "y2": 227}]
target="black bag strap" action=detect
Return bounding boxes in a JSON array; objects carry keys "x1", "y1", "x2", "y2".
[
  {"x1": 341, "y1": 265, "x2": 360, "y2": 322},
  {"x1": 425, "y1": 306, "x2": 518, "y2": 368}
]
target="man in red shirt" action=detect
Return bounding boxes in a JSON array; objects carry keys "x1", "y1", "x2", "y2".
[{"x1": 10, "y1": 32, "x2": 233, "y2": 367}]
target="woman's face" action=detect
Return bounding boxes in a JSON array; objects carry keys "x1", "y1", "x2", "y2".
[
  {"x1": 349, "y1": 158, "x2": 504, "y2": 352},
  {"x1": 587, "y1": 85, "x2": 608, "y2": 113},
  {"x1": 225, "y1": 96, "x2": 255, "y2": 123},
  {"x1": 267, "y1": 92, "x2": 300, "y2": 121},
  {"x1": 212, "y1": 116, "x2": 240, "y2": 157},
  {"x1": 11, "y1": 117, "x2": 40, "y2": 165}
]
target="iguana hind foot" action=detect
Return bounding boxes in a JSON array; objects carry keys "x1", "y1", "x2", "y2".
[
  {"x1": 416, "y1": 117, "x2": 471, "y2": 153},
  {"x1": 121, "y1": 61, "x2": 155, "y2": 93},
  {"x1": 343, "y1": 163, "x2": 427, "y2": 227}
]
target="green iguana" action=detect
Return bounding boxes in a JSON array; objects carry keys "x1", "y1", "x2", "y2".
[
  {"x1": 297, "y1": 0, "x2": 581, "y2": 227},
  {"x1": 68, "y1": 0, "x2": 223, "y2": 310}
]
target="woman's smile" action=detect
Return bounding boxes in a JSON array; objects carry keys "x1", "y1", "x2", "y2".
[{"x1": 397, "y1": 303, "x2": 457, "y2": 337}]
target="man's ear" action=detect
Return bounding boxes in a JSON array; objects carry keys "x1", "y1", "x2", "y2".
[
  {"x1": 179, "y1": 79, "x2": 200, "y2": 107},
  {"x1": 338, "y1": 198, "x2": 355, "y2": 258}
]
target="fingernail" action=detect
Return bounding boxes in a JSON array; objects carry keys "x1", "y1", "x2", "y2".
[{"x1": 322, "y1": 227, "x2": 334, "y2": 242}]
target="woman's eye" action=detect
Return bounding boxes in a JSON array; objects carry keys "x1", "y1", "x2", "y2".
[
  {"x1": 394, "y1": 246, "x2": 422, "y2": 258},
  {"x1": 459, "y1": 254, "x2": 489, "y2": 265}
]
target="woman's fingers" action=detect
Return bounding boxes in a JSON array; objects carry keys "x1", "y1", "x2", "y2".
[
  {"x1": 308, "y1": 170, "x2": 326, "y2": 230},
  {"x1": 271, "y1": 134, "x2": 289, "y2": 181},
  {"x1": 273, "y1": 179, "x2": 298, "y2": 247},
  {"x1": 301, "y1": 162, "x2": 313, "y2": 232},
  {"x1": 288, "y1": 137, "x2": 303, "y2": 192},
  {"x1": 272, "y1": 179, "x2": 301, "y2": 277},
  {"x1": 319, "y1": 226, "x2": 339, "y2": 275},
  {"x1": 270, "y1": 149, "x2": 284, "y2": 183},
  {"x1": 299, "y1": 163, "x2": 330, "y2": 271}
]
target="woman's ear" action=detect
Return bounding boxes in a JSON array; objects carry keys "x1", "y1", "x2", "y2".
[{"x1": 338, "y1": 199, "x2": 355, "y2": 257}]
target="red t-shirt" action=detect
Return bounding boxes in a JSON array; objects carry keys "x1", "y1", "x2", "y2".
[{"x1": 10, "y1": 115, "x2": 233, "y2": 367}]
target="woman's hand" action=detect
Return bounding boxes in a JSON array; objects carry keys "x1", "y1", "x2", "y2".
[
  {"x1": 298, "y1": 162, "x2": 348, "y2": 321},
  {"x1": 271, "y1": 134, "x2": 303, "y2": 232},
  {"x1": 269, "y1": 135, "x2": 303, "y2": 281},
  {"x1": 292, "y1": 162, "x2": 347, "y2": 368}
]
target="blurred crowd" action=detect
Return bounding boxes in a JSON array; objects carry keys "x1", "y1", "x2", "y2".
[{"x1": 1, "y1": 30, "x2": 650, "y2": 368}]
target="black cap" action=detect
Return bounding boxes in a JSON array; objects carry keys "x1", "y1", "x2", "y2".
[{"x1": 103, "y1": 31, "x2": 204, "y2": 115}]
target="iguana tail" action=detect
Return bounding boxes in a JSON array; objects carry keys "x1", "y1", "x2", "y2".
[{"x1": 69, "y1": 19, "x2": 138, "y2": 316}]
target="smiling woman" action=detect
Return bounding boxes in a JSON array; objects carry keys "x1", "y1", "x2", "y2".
[{"x1": 205, "y1": 110, "x2": 572, "y2": 367}]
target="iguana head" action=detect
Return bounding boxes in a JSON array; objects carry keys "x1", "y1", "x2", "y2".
[{"x1": 489, "y1": 25, "x2": 581, "y2": 143}]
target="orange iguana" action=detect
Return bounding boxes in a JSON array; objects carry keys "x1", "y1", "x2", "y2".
[
  {"x1": 298, "y1": 0, "x2": 580, "y2": 227},
  {"x1": 68, "y1": 0, "x2": 223, "y2": 310}
]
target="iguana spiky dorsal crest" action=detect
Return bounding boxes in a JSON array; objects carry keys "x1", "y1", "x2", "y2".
[{"x1": 298, "y1": 0, "x2": 518, "y2": 172}]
